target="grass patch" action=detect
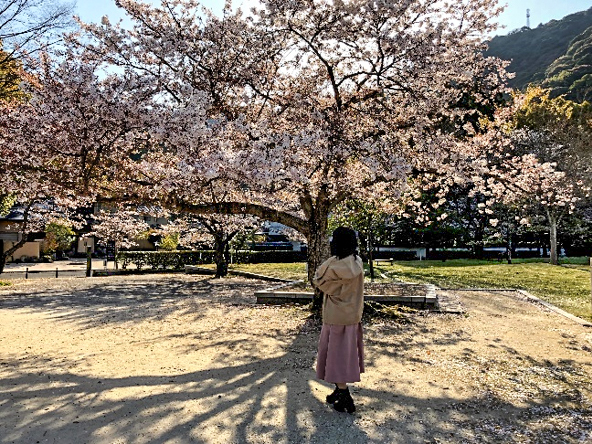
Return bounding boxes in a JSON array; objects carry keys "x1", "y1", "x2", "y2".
[
  {"x1": 229, "y1": 263, "x2": 307, "y2": 281},
  {"x1": 229, "y1": 262, "x2": 390, "y2": 282},
  {"x1": 0, "y1": 280, "x2": 9, "y2": 286},
  {"x1": 230, "y1": 258, "x2": 591, "y2": 322},
  {"x1": 377, "y1": 259, "x2": 592, "y2": 321}
]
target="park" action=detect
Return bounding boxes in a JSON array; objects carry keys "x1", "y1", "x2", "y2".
[{"x1": 1, "y1": 0, "x2": 592, "y2": 443}]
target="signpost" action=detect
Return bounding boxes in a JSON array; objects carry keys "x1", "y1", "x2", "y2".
[
  {"x1": 106, "y1": 240, "x2": 116, "y2": 262},
  {"x1": 106, "y1": 240, "x2": 117, "y2": 269}
]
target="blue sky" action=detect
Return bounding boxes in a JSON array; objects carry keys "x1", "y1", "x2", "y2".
[
  {"x1": 75, "y1": 0, "x2": 592, "y2": 35},
  {"x1": 496, "y1": 0, "x2": 592, "y2": 35}
]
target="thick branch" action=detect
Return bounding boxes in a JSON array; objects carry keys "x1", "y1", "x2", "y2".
[{"x1": 171, "y1": 200, "x2": 308, "y2": 235}]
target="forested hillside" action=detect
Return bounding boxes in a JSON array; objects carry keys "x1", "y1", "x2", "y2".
[{"x1": 486, "y1": 8, "x2": 592, "y2": 102}]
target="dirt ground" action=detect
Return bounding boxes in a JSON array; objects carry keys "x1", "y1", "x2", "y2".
[{"x1": 0, "y1": 274, "x2": 591, "y2": 444}]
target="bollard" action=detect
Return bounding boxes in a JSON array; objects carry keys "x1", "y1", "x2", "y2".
[
  {"x1": 25, "y1": 267, "x2": 28, "y2": 279},
  {"x1": 86, "y1": 246, "x2": 92, "y2": 277},
  {"x1": 56, "y1": 268, "x2": 59, "y2": 278}
]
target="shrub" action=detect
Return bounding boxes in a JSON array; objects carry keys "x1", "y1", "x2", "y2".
[
  {"x1": 116, "y1": 249, "x2": 307, "y2": 270},
  {"x1": 43, "y1": 221, "x2": 75, "y2": 255},
  {"x1": 159, "y1": 233, "x2": 179, "y2": 251},
  {"x1": 233, "y1": 250, "x2": 307, "y2": 263},
  {"x1": 117, "y1": 251, "x2": 211, "y2": 270}
]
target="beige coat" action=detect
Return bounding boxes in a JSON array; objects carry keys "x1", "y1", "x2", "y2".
[{"x1": 313, "y1": 255, "x2": 364, "y2": 325}]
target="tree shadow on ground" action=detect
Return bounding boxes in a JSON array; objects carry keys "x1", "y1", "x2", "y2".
[
  {"x1": 0, "y1": 318, "x2": 371, "y2": 444},
  {"x1": 2, "y1": 333, "x2": 591, "y2": 443},
  {"x1": 0, "y1": 279, "x2": 591, "y2": 443},
  {"x1": 0, "y1": 275, "x2": 264, "y2": 329}
]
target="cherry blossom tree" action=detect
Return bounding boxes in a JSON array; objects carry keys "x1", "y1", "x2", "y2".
[
  {"x1": 0, "y1": 0, "x2": 75, "y2": 61},
  {"x1": 0, "y1": 46, "x2": 163, "y2": 271},
  {"x1": 165, "y1": 213, "x2": 258, "y2": 278},
  {"x1": 0, "y1": 197, "x2": 86, "y2": 272},
  {"x1": 76, "y1": 1, "x2": 529, "y2": 277},
  {"x1": 4, "y1": 1, "x2": 560, "y2": 314},
  {"x1": 90, "y1": 208, "x2": 150, "y2": 259},
  {"x1": 512, "y1": 88, "x2": 592, "y2": 264}
]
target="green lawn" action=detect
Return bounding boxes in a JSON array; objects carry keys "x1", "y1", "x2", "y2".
[
  {"x1": 377, "y1": 258, "x2": 592, "y2": 322},
  {"x1": 2, "y1": 259, "x2": 589, "y2": 321},
  {"x1": 230, "y1": 262, "x2": 307, "y2": 281},
  {"x1": 231, "y1": 259, "x2": 592, "y2": 322}
]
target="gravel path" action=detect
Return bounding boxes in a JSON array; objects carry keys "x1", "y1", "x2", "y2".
[{"x1": 0, "y1": 274, "x2": 591, "y2": 443}]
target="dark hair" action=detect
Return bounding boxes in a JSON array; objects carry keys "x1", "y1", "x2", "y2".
[{"x1": 330, "y1": 226, "x2": 358, "y2": 259}]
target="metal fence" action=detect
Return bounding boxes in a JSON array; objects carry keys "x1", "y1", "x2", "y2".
[{"x1": 0, "y1": 268, "x2": 86, "y2": 280}]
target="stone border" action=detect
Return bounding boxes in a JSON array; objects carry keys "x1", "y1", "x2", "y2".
[
  {"x1": 442, "y1": 287, "x2": 592, "y2": 328},
  {"x1": 255, "y1": 282, "x2": 439, "y2": 310},
  {"x1": 184, "y1": 267, "x2": 590, "y2": 324}
]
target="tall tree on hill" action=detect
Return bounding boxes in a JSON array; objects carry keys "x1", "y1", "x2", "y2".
[
  {"x1": 486, "y1": 7, "x2": 592, "y2": 94},
  {"x1": 543, "y1": 25, "x2": 592, "y2": 102}
]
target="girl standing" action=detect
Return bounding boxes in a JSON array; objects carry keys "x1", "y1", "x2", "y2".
[{"x1": 314, "y1": 226, "x2": 364, "y2": 413}]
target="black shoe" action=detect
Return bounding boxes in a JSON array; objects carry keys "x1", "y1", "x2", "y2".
[
  {"x1": 326, "y1": 385, "x2": 339, "y2": 404},
  {"x1": 333, "y1": 387, "x2": 356, "y2": 413}
]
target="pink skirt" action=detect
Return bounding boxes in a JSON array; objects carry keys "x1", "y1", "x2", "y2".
[{"x1": 316, "y1": 323, "x2": 364, "y2": 383}]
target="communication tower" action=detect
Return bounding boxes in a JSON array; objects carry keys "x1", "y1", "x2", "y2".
[{"x1": 527, "y1": 9, "x2": 531, "y2": 28}]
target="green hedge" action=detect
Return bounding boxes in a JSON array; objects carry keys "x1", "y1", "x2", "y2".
[
  {"x1": 116, "y1": 251, "x2": 205, "y2": 270},
  {"x1": 116, "y1": 250, "x2": 306, "y2": 270}
]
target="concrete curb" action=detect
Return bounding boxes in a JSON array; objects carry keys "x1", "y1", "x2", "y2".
[
  {"x1": 441, "y1": 287, "x2": 592, "y2": 328},
  {"x1": 255, "y1": 282, "x2": 439, "y2": 310}
]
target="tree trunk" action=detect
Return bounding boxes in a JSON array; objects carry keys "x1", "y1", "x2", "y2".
[
  {"x1": 506, "y1": 229, "x2": 512, "y2": 264},
  {"x1": 368, "y1": 230, "x2": 375, "y2": 282},
  {"x1": 307, "y1": 210, "x2": 330, "y2": 315},
  {"x1": 1, "y1": 235, "x2": 29, "y2": 274},
  {"x1": 224, "y1": 242, "x2": 231, "y2": 265},
  {"x1": 549, "y1": 213, "x2": 558, "y2": 265},
  {"x1": 0, "y1": 239, "x2": 4, "y2": 274},
  {"x1": 473, "y1": 243, "x2": 484, "y2": 259},
  {"x1": 214, "y1": 238, "x2": 229, "y2": 278},
  {"x1": 473, "y1": 223, "x2": 485, "y2": 259}
]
